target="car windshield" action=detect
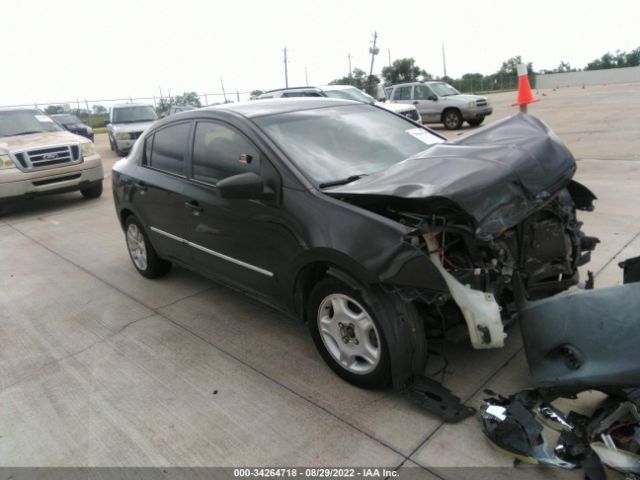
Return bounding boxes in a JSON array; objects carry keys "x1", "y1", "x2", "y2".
[
  {"x1": 430, "y1": 82, "x2": 460, "y2": 97},
  {"x1": 256, "y1": 104, "x2": 444, "y2": 185},
  {"x1": 0, "y1": 110, "x2": 64, "y2": 137},
  {"x1": 112, "y1": 106, "x2": 158, "y2": 123},
  {"x1": 323, "y1": 87, "x2": 375, "y2": 104},
  {"x1": 52, "y1": 114, "x2": 81, "y2": 125}
]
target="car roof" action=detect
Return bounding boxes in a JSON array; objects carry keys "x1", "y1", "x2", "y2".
[
  {"x1": 111, "y1": 103, "x2": 154, "y2": 109},
  {"x1": 391, "y1": 81, "x2": 442, "y2": 87},
  {"x1": 264, "y1": 86, "x2": 320, "y2": 93},
  {"x1": 0, "y1": 107, "x2": 40, "y2": 113},
  {"x1": 201, "y1": 98, "x2": 360, "y2": 119}
]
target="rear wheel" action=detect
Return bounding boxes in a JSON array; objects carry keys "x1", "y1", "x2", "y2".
[
  {"x1": 307, "y1": 277, "x2": 391, "y2": 389},
  {"x1": 442, "y1": 109, "x2": 463, "y2": 130},
  {"x1": 467, "y1": 116, "x2": 485, "y2": 126},
  {"x1": 80, "y1": 182, "x2": 103, "y2": 199},
  {"x1": 108, "y1": 135, "x2": 115, "y2": 151},
  {"x1": 124, "y1": 216, "x2": 171, "y2": 278}
]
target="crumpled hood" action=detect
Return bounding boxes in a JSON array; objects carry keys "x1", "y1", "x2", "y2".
[
  {"x1": 326, "y1": 114, "x2": 577, "y2": 236},
  {"x1": 0, "y1": 130, "x2": 86, "y2": 153},
  {"x1": 110, "y1": 121, "x2": 154, "y2": 133}
]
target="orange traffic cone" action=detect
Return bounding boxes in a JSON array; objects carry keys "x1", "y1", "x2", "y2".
[{"x1": 512, "y1": 62, "x2": 539, "y2": 112}]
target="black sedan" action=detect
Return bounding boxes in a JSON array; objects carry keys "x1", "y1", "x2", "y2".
[
  {"x1": 50, "y1": 114, "x2": 94, "y2": 141},
  {"x1": 112, "y1": 99, "x2": 597, "y2": 391}
]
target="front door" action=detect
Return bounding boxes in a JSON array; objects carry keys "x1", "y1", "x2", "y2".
[{"x1": 183, "y1": 120, "x2": 299, "y2": 306}]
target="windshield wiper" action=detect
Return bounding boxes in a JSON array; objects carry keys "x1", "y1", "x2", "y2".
[
  {"x1": 319, "y1": 174, "x2": 367, "y2": 189},
  {"x1": 13, "y1": 130, "x2": 42, "y2": 136}
]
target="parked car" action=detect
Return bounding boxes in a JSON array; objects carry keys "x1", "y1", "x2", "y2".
[
  {"x1": 50, "y1": 114, "x2": 94, "y2": 142},
  {"x1": 258, "y1": 85, "x2": 422, "y2": 123},
  {"x1": 0, "y1": 108, "x2": 103, "y2": 201},
  {"x1": 106, "y1": 103, "x2": 158, "y2": 156},
  {"x1": 385, "y1": 81, "x2": 493, "y2": 129},
  {"x1": 112, "y1": 98, "x2": 597, "y2": 391},
  {"x1": 162, "y1": 105, "x2": 197, "y2": 118}
]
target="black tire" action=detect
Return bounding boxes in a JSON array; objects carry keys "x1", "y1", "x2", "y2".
[
  {"x1": 442, "y1": 109, "x2": 463, "y2": 130},
  {"x1": 307, "y1": 277, "x2": 391, "y2": 389},
  {"x1": 467, "y1": 116, "x2": 485, "y2": 126},
  {"x1": 80, "y1": 182, "x2": 103, "y2": 199},
  {"x1": 124, "y1": 215, "x2": 171, "y2": 279},
  {"x1": 108, "y1": 135, "x2": 115, "y2": 151}
]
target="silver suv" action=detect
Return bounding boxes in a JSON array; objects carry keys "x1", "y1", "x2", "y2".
[
  {"x1": 106, "y1": 103, "x2": 158, "y2": 156},
  {"x1": 0, "y1": 108, "x2": 103, "y2": 201},
  {"x1": 385, "y1": 81, "x2": 492, "y2": 130},
  {"x1": 258, "y1": 85, "x2": 422, "y2": 123}
]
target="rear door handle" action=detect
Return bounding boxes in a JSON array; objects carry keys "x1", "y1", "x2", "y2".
[
  {"x1": 413, "y1": 101, "x2": 419, "y2": 105},
  {"x1": 184, "y1": 200, "x2": 203, "y2": 214}
]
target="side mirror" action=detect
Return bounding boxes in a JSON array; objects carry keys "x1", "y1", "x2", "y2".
[
  {"x1": 428, "y1": 95, "x2": 438, "y2": 101},
  {"x1": 104, "y1": 119, "x2": 111, "y2": 125},
  {"x1": 217, "y1": 172, "x2": 273, "y2": 200}
]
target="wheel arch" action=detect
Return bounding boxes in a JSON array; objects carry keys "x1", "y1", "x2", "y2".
[{"x1": 441, "y1": 106, "x2": 462, "y2": 123}]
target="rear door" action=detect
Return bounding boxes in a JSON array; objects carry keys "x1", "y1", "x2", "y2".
[
  {"x1": 133, "y1": 121, "x2": 194, "y2": 267},
  {"x1": 413, "y1": 84, "x2": 440, "y2": 122},
  {"x1": 391, "y1": 85, "x2": 413, "y2": 107},
  {"x1": 182, "y1": 119, "x2": 298, "y2": 305}
]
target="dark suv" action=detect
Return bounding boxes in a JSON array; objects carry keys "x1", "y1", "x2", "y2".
[{"x1": 112, "y1": 99, "x2": 597, "y2": 391}]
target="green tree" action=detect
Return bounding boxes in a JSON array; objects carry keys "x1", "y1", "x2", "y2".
[
  {"x1": 381, "y1": 58, "x2": 431, "y2": 85},
  {"x1": 250, "y1": 89, "x2": 265, "y2": 98},
  {"x1": 92, "y1": 104, "x2": 107, "y2": 114},
  {"x1": 44, "y1": 105, "x2": 64, "y2": 114},
  {"x1": 328, "y1": 68, "x2": 380, "y2": 96},
  {"x1": 497, "y1": 56, "x2": 534, "y2": 77},
  {"x1": 172, "y1": 91, "x2": 202, "y2": 107}
]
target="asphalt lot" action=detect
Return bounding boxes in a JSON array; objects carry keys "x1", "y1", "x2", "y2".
[{"x1": 1, "y1": 83, "x2": 640, "y2": 476}]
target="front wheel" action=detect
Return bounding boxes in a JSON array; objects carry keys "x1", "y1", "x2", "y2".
[
  {"x1": 442, "y1": 109, "x2": 463, "y2": 130},
  {"x1": 80, "y1": 182, "x2": 103, "y2": 199},
  {"x1": 467, "y1": 116, "x2": 485, "y2": 126},
  {"x1": 124, "y1": 216, "x2": 172, "y2": 278},
  {"x1": 307, "y1": 277, "x2": 391, "y2": 389}
]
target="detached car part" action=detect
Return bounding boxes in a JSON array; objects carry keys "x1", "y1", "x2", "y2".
[
  {"x1": 520, "y1": 282, "x2": 640, "y2": 392},
  {"x1": 619, "y1": 256, "x2": 640, "y2": 284}
]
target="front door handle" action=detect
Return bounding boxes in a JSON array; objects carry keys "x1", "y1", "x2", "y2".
[
  {"x1": 413, "y1": 101, "x2": 419, "y2": 105},
  {"x1": 184, "y1": 200, "x2": 203, "y2": 214},
  {"x1": 133, "y1": 181, "x2": 147, "y2": 193}
]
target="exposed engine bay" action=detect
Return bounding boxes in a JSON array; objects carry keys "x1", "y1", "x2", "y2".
[{"x1": 327, "y1": 114, "x2": 600, "y2": 349}]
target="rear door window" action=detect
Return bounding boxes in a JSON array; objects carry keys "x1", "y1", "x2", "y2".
[
  {"x1": 147, "y1": 122, "x2": 191, "y2": 176},
  {"x1": 392, "y1": 86, "x2": 413, "y2": 101}
]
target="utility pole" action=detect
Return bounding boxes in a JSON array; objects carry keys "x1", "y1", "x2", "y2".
[
  {"x1": 442, "y1": 43, "x2": 447, "y2": 78},
  {"x1": 220, "y1": 78, "x2": 227, "y2": 103},
  {"x1": 304, "y1": 67, "x2": 309, "y2": 86},
  {"x1": 159, "y1": 86, "x2": 163, "y2": 101},
  {"x1": 388, "y1": 48, "x2": 391, "y2": 67},
  {"x1": 347, "y1": 53, "x2": 352, "y2": 79},
  {"x1": 283, "y1": 47, "x2": 289, "y2": 88},
  {"x1": 368, "y1": 31, "x2": 379, "y2": 78}
]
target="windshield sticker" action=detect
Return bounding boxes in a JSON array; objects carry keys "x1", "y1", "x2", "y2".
[
  {"x1": 405, "y1": 128, "x2": 444, "y2": 145},
  {"x1": 35, "y1": 115, "x2": 54, "y2": 123}
]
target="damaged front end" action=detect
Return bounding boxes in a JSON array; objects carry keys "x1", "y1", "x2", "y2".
[{"x1": 328, "y1": 113, "x2": 599, "y2": 349}]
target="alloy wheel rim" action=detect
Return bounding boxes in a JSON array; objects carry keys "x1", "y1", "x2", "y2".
[
  {"x1": 126, "y1": 224, "x2": 148, "y2": 271},
  {"x1": 445, "y1": 113, "x2": 458, "y2": 128},
  {"x1": 317, "y1": 293, "x2": 381, "y2": 375}
]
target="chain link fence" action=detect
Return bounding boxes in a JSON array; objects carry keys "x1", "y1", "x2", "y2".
[{"x1": 0, "y1": 90, "x2": 254, "y2": 128}]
